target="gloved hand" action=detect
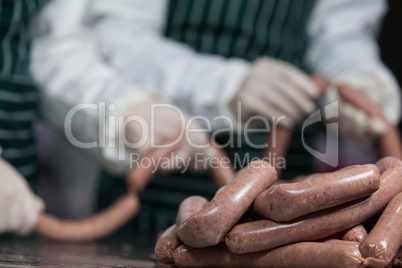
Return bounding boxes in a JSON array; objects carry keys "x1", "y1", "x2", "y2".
[
  {"x1": 0, "y1": 157, "x2": 44, "y2": 235},
  {"x1": 99, "y1": 86, "x2": 218, "y2": 174},
  {"x1": 124, "y1": 99, "x2": 216, "y2": 173},
  {"x1": 229, "y1": 57, "x2": 321, "y2": 127},
  {"x1": 325, "y1": 68, "x2": 400, "y2": 145}
]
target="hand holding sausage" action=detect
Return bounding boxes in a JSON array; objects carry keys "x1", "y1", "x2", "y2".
[
  {"x1": 125, "y1": 100, "x2": 219, "y2": 173},
  {"x1": 0, "y1": 157, "x2": 44, "y2": 235},
  {"x1": 322, "y1": 67, "x2": 400, "y2": 146},
  {"x1": 229, "y1": 57, "x2": 320, "y2": 128}
]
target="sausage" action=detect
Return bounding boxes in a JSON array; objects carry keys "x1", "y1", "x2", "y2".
[
  {"x1": 173, "y1": 241, "x2": 364, "y2": 268},
  {"x1": 126, "y1": 145, "x2": 178, "y2": 193},
  {"x1": 392, "y1": 248, "x2": 402, "y2": 267},
  {"x1": 359, "y1": 192, "x2": 402, "y2": 268},
  {"x1": 252, "y1": 164, "x2": 380, "y2": 222},
  {"x1": 35, "y1": 193, "x2": 139, "y2": 242},
  {"x1": 289, "y1": 175, "x2": 305, "y2": 182},
  {"x1": 376, "y1": 157, "x2": 402, "y2": 174},
  {"x1": 36, "y1": 144, "x2": 179, "y2": 242},
  {"x1": 226, "y1": 168, "x2": 402, "y2": 254},
  {"x1": 322, "y1": 226, "x2": 367, "y2": 244},
  {"x1": 272, "y1": 179, "x2": 292, "y2": 185},
  {"x1": 176, "y1": 196, "x2": 208, "y2": 227},
  {"x1": 177, "y1": 160, "x2": 277, "y2": 248},
  {"x1": 262, "y1": 76, "x2": 328, "y2": 176},
  {"x1": 262, "y1": 76, "x2": 328, "y2": 178},
  {"x1": 214, "y1": 186, "x2": 227, "y2": 196},
  {"x1": 322, "y1": 238, "x2": 353, "y2": 244},
  {"x1": 127, "y1": 142, "x2": 235, "y2": 191},
  {"x1": 154, "y1": 225, "x2": 182, "y2": 264},
  {"x1": 208, "y1": 147, "x2": 236, "y2": 187},
  {"x1": 336, "y1": 225, "x2": 367, "y2": 243},
  {"x1": 379, "y1": 126, "x2": 402, "y2": 159},
  {"x1": 263, "y1": 125, "x2": 293, "y2": 177},
  {"x1": 290, "y1": 173, "x2": 327, "y2": 182},
  {"x1": 337, "y1": 84, "x2": 402, "y2": 159}
]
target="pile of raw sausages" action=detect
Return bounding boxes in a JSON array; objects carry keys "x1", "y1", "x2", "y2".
[{"x1": 155, "y1": 157, "x2": 402, "y2": 268}]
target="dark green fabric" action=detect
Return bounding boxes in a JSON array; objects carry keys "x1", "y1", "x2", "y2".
[
  {"x1": 98, "y1": 0, "x2": 318, "y2": 234},
  {"x1": 165, "y1": 0, "x2": 316, "y2": 69},
  {"x1": 0, "y1": 0, "x2": 47, "y2": 188},
  {"x1": 163, "y1": 0, "x2": 317, "y2": 176},
  {"x1": 164, "y1": 0, "x2": 317, "y2": 179},
  {"x1": 0, "y1": 0, "x2": 47, "y2": 78}
]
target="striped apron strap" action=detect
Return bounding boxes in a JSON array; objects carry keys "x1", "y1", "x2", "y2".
[{"x1": 0, "y1": 0, "x2": 48, "y2": 188}]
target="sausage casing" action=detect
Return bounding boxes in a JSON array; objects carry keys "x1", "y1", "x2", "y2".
[
  {"x1": 177, "y1": 160, "x2": 276, "y2": 248},
  {"x1": 226, "y1": 168, "x2": 402, "y2": 254},
  {"x1": 360, "y1": 192, "x2": 402, "y2": 268},
  {"x1": 35, "y1": 193, "x2": 139, "y2": 242},
  {"x1": 173, "y1": 241, "x2": 364, "y2": 268},
  {"x1": 376, "y1": 157, "x2": 402, "y2": 174},
  {"x1": 392, "y1": 248, "x2": 402, "y2": 267},
  {"x1": 154, "y1": 225, "x2": 182, "y2": 264},
  {"x1": 253, "y1": 164, "x2": 380, "y2": 222},
  {"x1": 176, "y1": 196, "x2": 208, "y2": 227},
  {"x1": 337, "y1": 224, "x2": 367, "y2": 243}
]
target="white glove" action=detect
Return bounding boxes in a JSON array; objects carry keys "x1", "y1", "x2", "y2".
[
  {"x1": 99, "y1": 86, "x2": 216, "y2": 174},
  {"x1": 229, "y1": 57, "x2": 320, "y2": 127},
  {"x1": 125, "y1": 100, "x2": 216, "y2": 173},
  {"x1": 0, "y1": 157, "x2": 44, "y2": 235},
  {"x1": 325, "y1": 68, "x2": 400, "y2": 145}
]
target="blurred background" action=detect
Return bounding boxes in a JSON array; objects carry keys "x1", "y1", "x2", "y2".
[{"x1": 0, "y1": 0, "x2": 401, "y2": 265}]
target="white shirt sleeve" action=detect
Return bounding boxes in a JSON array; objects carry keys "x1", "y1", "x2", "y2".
[
  {"x1": 90, "y1": 0, "x2": 250, "y2": 131},
  {"x1": 306, "y1": 0, "x2": 401, "y2": 124},
  {"x1": 31, "y1": 0, "x2": 164, "y2": 174},
  {"x1": 31, "y1": 0, "x2": 249, "y2": 174}
]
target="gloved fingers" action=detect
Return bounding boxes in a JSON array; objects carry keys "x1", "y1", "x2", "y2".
[
  {"x1": 13, "y1": 194, "x2": 44, "y2": 235},
  {"x1": 278, "y1": 63, "x2": 321, "y2": 99},
  {"x1": 0, "y1": 158, "x2": 44, "y2": 234},
  {"x1": 126, "y1": 100, "x2": 184, "y2": 142},
  {"x1": 252, "y1": 57, "x2": 319, "y2": 118},
  {"x1": 184, "y1": 117, "x2": 209, "y2": 148},
  {"x1": 157, "y1": 125, "x2": 211, "y2": 173},
  {"x1": 267, "y1": 78, "x2": 317, "y2": 117},
  {"x1": 257, "y1": 82, "x2": 302, "y2": 121},
  {"x1": 338, "y1": 114, "x2": 361, "y2": 143},
  {"x1": 322, "y1": 85, "x2": 340, "y2": 105},
  {"x1": 369, "y1": 116, "x2": 387, "y2": 136},
  {"x1": 0, "y1": 183, "x2": 19, "y2": 233},
  {"x1": 244, "y1": 78, "x2": 300, "y2": 121},
  {"x1": 338, "y1": 102, "x2": 376, "y2": 145},
  {"x1": 250, "y1": 97, "x2": 296, "y2": 127}
]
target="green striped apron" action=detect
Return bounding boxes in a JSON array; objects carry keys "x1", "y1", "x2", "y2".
[
  {"x1": 0, "y1": 0, "x2": 47, "y2": 191},
  {"x1": 98, "y1": 0, "x2": 317, "y2": 234}
]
